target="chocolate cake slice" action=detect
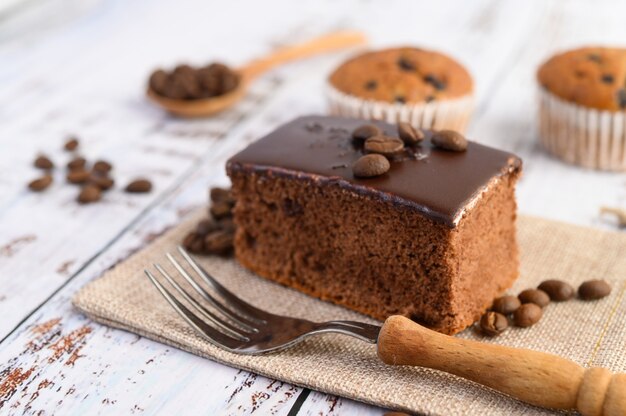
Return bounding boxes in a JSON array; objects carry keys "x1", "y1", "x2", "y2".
[{"x1": 226, "y1": 116, "x2": 522, "y2": 334}]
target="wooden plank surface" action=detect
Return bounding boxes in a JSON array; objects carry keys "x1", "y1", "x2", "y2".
[{"x1": 1, "y1": 0, "x2": 625, "y2": 414}]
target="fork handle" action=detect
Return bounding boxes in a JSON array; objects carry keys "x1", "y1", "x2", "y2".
[{"x1": 377, "y1": 316, "x2": 626, "y2": 415}]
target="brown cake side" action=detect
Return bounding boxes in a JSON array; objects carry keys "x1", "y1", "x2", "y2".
[
  {"x1": 228, "y1": 165, "x2": 518, "y2": 334},
  {"x1": 226, "y1": 116, "x2": 521, "y2": 334}
]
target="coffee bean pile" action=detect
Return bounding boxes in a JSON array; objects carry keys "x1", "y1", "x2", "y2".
[
  {"x1": 27, "y1": 137, "x2": 153, "y2": 203},
  {"x1": 182, "y1": 187, "x2": 236, "y2": 256},
  {"x1": 149, "y1": 63, "x2": 240, "y2": 100},
  {"x1": 350, "y1": 123, "x2": 466, "y2": 178},
  {"x1": 479, "y1": 279, "x2": 612, "y2": 336}
]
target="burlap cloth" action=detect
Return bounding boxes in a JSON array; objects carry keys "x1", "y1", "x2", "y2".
[{"x1": 73, "y1": 212, "x2": 626, "y2": 415}]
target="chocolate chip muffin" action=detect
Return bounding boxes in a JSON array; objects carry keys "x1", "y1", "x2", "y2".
[
  {"x1": 537, "y1": 47, "x2": 626, "y2": 171},
  {"x1": 326, "y1": 47, "x2": 474, "y2": 132}
]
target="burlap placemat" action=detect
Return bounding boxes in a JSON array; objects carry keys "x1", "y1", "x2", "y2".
[{"x1": 72, "y1": 212, "x2": 626, "y2": 415}]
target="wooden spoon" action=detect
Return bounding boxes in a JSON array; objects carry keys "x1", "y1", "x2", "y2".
[{"x1": 147, "y1": 31, "x2": 367, "y2": 117}]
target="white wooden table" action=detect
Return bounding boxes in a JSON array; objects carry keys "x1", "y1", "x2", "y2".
[{"x1": 1, "y1": 0, "x2": 625, "y2": 414}]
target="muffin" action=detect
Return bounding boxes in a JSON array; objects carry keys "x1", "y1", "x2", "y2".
[
  {"x1": 326, "y1": 47, "x2": 474, "y2": 132},
  {"x1": 537, "y1": 47, "x2": 626, "y2": 171}
]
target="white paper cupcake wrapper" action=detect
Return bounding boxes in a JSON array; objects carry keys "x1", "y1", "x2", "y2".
[
  {"x1": 326, "y1": 84, "x2": 474, "y2": 133},
  {"x1": 538, "y1": 89, "x2": 626, "y2": 171}
]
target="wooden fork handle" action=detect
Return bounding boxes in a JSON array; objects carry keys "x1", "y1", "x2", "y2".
[
  {"x1": 377, "y1": 316, "x2": 626, "y2": 416},
  {"x1": 239, "y1": 30, "x2": 367, "y2": 81}
]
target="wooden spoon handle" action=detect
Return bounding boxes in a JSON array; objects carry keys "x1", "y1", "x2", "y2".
[
  {"x1": 377, "y1": 316, "x2": 626, "y2": 415},
  {"x1": 239, "y1": 30, "x2": 367, "y2": 81}
]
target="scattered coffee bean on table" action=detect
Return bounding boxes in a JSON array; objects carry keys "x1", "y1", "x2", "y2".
[
  {"x1": 64, "y1": 137, "x2": 79, "y2": 151},
  {"x1": 67, "y1": 157, "x2": 87, "y2": 171},
  {"x1": 125, "y1": 179, "x2": 152, "y2": 193},
  {"x1": 513, "y1": 303, "x2": 542, "y2": 327},
  {"x1": 352, "y1": 124, "x2": 382, "y2": 143},
  {"x1": 34, "y1": 155, "x2": 54, "y2": 170},
  {"x1": 479, "y1": 311, "x2": 508, "y2": 336},
  {"x1": 397, "y1": 122, "x2": 424, "y2": 145},
  {"x1": 352, "y1": 154, "x2": 390, "y2": 178},
  {"x1": 66, "y1": 169, "x2": 91, "y2": 184},
  {"x1": 578, "y1": 279, "x2": 611, "y2": 300},
  {"x1": 93, "y1": 160, "x2": 112, "y2": 174},
  {"x1": 90, "y1": 175, "x2": 114, "y2": 191},
  {"x1": 28, "y1": 175, "x2": 53, "y2": 192},
  {"x1": 538, "y1": 279, "x2": 575, "y2": 301},
  {"x1": 518, "y1": 288, "x2": 550, "y2": 307},
  {"x1": 77, "y1": 184, "x2": 101, "y2": 204},
  {"x1": 491, "y1": 295, "x2": 521, "y2": 315},
  {"x1": 431, "y1": 130, "x2": 468, "y2": 152},
  {"x1": 364, "y1": 136, "x2": 404, "y2": 156}
]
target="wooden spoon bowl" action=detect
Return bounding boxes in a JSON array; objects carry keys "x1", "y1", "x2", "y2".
[{"x1": 147, "y1": 31, "x2": 367, "y2": 118}]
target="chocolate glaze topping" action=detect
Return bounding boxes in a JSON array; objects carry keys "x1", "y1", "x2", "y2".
[{"x1": 227, "y1": 116, "x2": 522, "y2": 227}]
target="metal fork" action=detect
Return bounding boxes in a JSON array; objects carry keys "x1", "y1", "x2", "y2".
[
  {"x1": 145, "y1": 246, "x2": 381, "y2": 354},
  {"x1": 145, "y1": 247, "x2": 625, "y2": 415}
]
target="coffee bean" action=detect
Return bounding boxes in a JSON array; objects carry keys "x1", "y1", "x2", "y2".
[
  {"x1": 537, "y1": 280, "x2": 575, "y2": 301},
  {"x1": 28, "y1": 175, "x2": 53, "y2": 192},
  {"x1": 397, "y1": 57, "x2": 416, "y2": 71},
  {"x1": 210, "y1": 187, "x2": 234, "y2": 204},
  {"x1": 491, "y1": 295, "x2": 521, "y2": 315},
  {"x1": 578, "y1": 280, "x2": 611, "y2": 300},
  {"x1": 352, "y1": 154, "x2": 390, "y2": 178},
  {"x1": 424, "y1": 74, "x2": 446, "y2": 90},
  {"x1": 89, "y1": 175, "x2": 114, "y2": 191},
  {"x1": 66, "y1": 169, "x2": 91, "y2": 184},
  {"x1": 431, "y1": 130, "x2": 468, "y2": 152},
  {"x1": 125, "y1": 179, "x2": 152, "y2": 193},
  {"x1": 34, "y1": 155, "x2": 54, "y2": 170},
  {"x1": 364, "y1": 136, "x2": 404, "y2": 156},
  {"x1": 218, "y1": 217, "x2": 236, "y2": 232},
  {"x1": 67, "y1": 157, "x2": 87, "y2": 171},
  {"x1": 196, "y1": 219, "x2": 219, "y2": 236},
  {"x1": 77, "y1": 184, "x2": 101, "y2": 204},
  {"x1": 518, "y1": 289, "x2": 550, "y2": 308},
  {"x1": 64, "y1": 138, "x2": 79, "y2": 151},
  {"x1": 398, "y1": 122, "x2": 424, "y2": 145},
  {"x1": 93, "y1": 160, "x2": 112, "y2": 174},
  {"x1": 182, "y1": 232, "x2": 205, "y2": 253},
  {"x1": 210, "y1": 201, "x2": 233, "y2": 220},
  {"x1": 352, "y1": 124, "x2": 381, "y2": 142},
  {"x1": 601, "y1": 74, "x2": 614, "y2": 84},
  {"x1": 479, "y1": 311, "x2": 508, "y2": 336},
  {"x1": 364, "y1": 80, "x2": 378, "y2": 90},
  {"x1": 204, "y1": 229, "x2": 234, "y2": 255},
  {"x1": 513, "y1": 303, "x2": 542, "y2": 327}
]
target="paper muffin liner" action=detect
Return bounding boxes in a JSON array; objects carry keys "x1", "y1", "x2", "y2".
[
  {"x1": 538, "y1": 89, "x2": 626, "y2": 171},
  {"x1": 326, "y1": 83, "x2": 475, "y2": 133}
]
